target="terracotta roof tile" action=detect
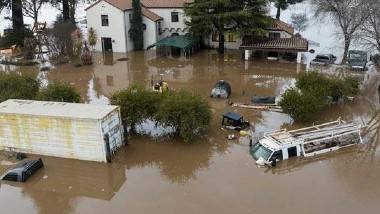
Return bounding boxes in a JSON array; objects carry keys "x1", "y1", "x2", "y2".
[
  {"x1": 86, "y1": 0, "x2": 163, "y2": 21},
  {"x1": 141, "y1": 7, "x2": 163, "y2": 21},
  {"x1": 240, "y1": 37, "x2": 309, "y2": 52},
  {"x1": 86, "y1": 0, "x2": 189, "y2": 11},
  {"x1": 269, "y1": 19, "x2": 294, "y2": 35}
]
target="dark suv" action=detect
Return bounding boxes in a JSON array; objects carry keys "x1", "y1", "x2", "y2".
[{"x1": 1, "y1": 159, "x2": 44, "y2": 182}]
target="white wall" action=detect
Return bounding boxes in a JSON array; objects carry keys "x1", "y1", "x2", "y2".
[
  {"x1": 0, "y1": 114, "x2": 108, "y2": 162},
  {"x1": 150, "y1": 8, "x2": 188, "y2": 39},
  {"x1": 86, "y1": 1, "x2": 127, "y2": 53},
  {"x1": 124, "y1": 11, "x2": 159, "y2": 51},
  {"x1": 143, "y1": 17, "x2": 158, "y2": 49}
]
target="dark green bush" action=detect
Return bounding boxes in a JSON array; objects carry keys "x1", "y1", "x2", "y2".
[
  {"x1": 0, "y1": 73, "x2": 40, "y2": 102},
  {"x1": 0, "y1": 29, "x2": 33, "y2": 48},
  {"x1": 155, "y1": 90, "x2": 212, "y2": 142},
  {"x1": 280, "y1": 71, "x2": 361, "y2": 122},
  {"x1": 110, "y1": 85, "x2": 161, "y2": 132},
  {"x1": 38, "y1": 81, "x2": 81, "y2": 103},
  {"x1": 343, "y1": 76, "x2": 360, "y2": 96},
  {"x1": 111, "y1": 85, "x2": 211, "y2": 142},
  {"x1": 279, "y1": 88, "x2": 325, "y2": 122}
]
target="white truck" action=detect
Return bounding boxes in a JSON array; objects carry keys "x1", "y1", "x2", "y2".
[{"x1": 251, "y1": 119, "x2": 363, "y2": 166}]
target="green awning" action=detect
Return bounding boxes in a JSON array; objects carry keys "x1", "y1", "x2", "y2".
[{"x1": 147, "y1": 35, "x2": 199, "y2": 50}]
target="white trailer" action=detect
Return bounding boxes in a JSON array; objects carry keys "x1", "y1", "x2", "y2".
[
  {"x1": 251, "y1": 118, "x2": 363, "y2": 166},
  {"x1": 0, "y1": 99, "x2": 124, "y2": 162}
]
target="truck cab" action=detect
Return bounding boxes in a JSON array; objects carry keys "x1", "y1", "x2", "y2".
[
  {"x1": 348, "y1": 50, "x2": 368, "y2": 71},
  {"x1": 251, "y1": 138, "x2": 302, "y2": 166}
]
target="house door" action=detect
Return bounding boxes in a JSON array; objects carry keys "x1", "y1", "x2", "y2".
[{"x1": 102, "y1": 37, "x2": 113, "y2": 52}]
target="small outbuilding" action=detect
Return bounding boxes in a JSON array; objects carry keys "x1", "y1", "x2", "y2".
[{"x1": 0, "y1": 99, "x2": 125, "y2": 162}]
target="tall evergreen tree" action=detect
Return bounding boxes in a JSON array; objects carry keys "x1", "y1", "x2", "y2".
[
  {"x1": 12, "y1": 0, "x2": 25, "y2": 32},
  {"x1": 185, "y1": 0, "x2": 270, "y2": 54},
  {"x1": 271, "y1": 0, "x2": 304, "y2": 20},
  {"x1": 129, "y1": 0, "x2": 144, "y2": 50}
]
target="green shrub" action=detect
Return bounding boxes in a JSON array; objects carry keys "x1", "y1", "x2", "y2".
[
  {"x1": 343, "y1": 76, "x2": 360, "y2": 96},
  {"x1": 279, "y1": 88, "x2": 326, "y2": 122},
  {"x1": 155, "y1": 90, "x2": 211, "y2": 142},
  {"x1": 0, "y1": 29, "x2": 33, "y2": 48},
  {"x1": 38, "y1": 81, "x2": 81, "y2": 103},
  {"x1": 110, "y1": 85, "x2": 161, "y2": 132},
  {"x1": 0, "y1": 73, "x2": 40, "y2": 102},
  {"x1": 111, "y1": 85, "x2": 212, "y2": 142},
  {"x1": 280, "y1": 71, "x2": 361, "y2": 122}
]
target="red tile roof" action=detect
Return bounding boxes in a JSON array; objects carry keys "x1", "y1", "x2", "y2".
[
  {"x1": 269, "y1": 19, "x2": 295, "y2": 35},
  {"x1": 86, "y1": 0, "x2": 163, "y2": 21},
  {"x1": 86, "y1": 0, "x2": 189, "y2": 11},
  {"x1": 240, "y1": 37, "x2": 308, "y2": 52},
  {"x1": 141, "y1": 7, "x2": 163, "y2": 21}
]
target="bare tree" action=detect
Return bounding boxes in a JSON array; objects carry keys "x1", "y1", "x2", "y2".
[
  {"x1": 290, "y1": 13, "x2": 308, "y2": 33},
  {"x1": 22, "y1": 0, "x2": 48, "y2": 24},
  {"x1": 359, "y1": 0, "x2": 380, "y2": 53},
  {"x1": 313, "y1": 0, "x2": 370, "y2": 64}
]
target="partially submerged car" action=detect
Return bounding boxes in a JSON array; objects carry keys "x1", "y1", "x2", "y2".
[
  {"x1": 348, "y1": 50, "x2": 368, "y2": 71},
  {"x1": 251, "y1": 96, "x2": 276, "y2": 105},
  {"x1": 310, "y1": 54, "x2": 337, "y2": 65},
  {"x1": 251, "y1": 119, "x2": 362, "y2": 167},
  {"x1": 1, "y1": 158, "x2": 44, "y2": 182},
  {"x1": 221, "y1": 112, "x2": 250, "y2": 131},
  {"x1": 211, "y1": 80, "x2": 231, "y2": 99}
]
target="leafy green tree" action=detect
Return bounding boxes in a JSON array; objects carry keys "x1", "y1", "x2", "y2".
[
  {"x1": 155, "y1": 90, "x2": 211, "y2": 142},
  {"x1": 0, "y1": 73, "x2": 40, "y2": 102},
  {"x1": 129, "y1": 0, "x2": 144, "y2": 50},
  {"x1": 38, "y1": 81, "x2": 81, "y2": 103},
  {"x1": 271, "y1": 0, "x2": 304, "y2": 20},
  {"x1": 290, "y1": 13, "x2": 308, "y2": 32},
  {"x1": 110, "y1": 85, "x2": 161, "y2": 132},
  {"x1": 185, "y1": 0, "x2": 270, "y2": 54}
]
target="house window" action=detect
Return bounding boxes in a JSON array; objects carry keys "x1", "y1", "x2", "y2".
[
  {"x1": 269, "y1": 32, "x2": 281, "y2": 39},
  {"x1": 227, "y1": 33, "x2": 236, "y2": 42},
  {"x1": 129, "y1": 14, "x2": 132, "y2": 23},
  {"x1": 171, "y1": 12, "x2": 179, "y2": 22},
  {"x1": 212, "y1": 32, "x2": 218, "y2": 42},
  {"x1": 101, "y1": 15, "x2": 109, "y2": 26},
  {"x1": 143, "y1": 24, "x2": 146, "y2": 31}
]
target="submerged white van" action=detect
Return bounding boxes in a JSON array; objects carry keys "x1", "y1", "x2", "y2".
[{"x1": 251, "y1": 119, "x2": 363, "y2": 166}]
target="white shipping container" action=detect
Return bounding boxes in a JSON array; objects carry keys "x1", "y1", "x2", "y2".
[{"x1": 0, "y1": 99, "x2": 124, "y2": 162}]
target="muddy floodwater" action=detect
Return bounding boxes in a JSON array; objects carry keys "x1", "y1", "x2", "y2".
[{"x1": 0, "y1": 50, "x2": 380, "y2": 214}]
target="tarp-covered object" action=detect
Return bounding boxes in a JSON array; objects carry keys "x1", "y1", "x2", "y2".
[{"x1": 211, "y1": 80, "x2": 232, "y2": 99}]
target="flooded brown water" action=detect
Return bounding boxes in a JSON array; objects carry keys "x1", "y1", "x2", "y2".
[{"x1": 0, "y1": 50, "x2": 380, "y2": 214}]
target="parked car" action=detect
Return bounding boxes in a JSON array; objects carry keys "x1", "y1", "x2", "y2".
[
  {"x1": 1, "y1": 158, "x2": 44, "y2": 182},
  {"x1": 348, "y1": 50, "x2": 368, "y2": 71},
  {"x1": 221, "y1": 112, "x2": 250, "y2": 131},
  {"x1": 210, "y1": 80, "x2": 231, "y2": 99},
  {"x1": 310, "y1": 54, "x2": 337, "y2": 65}
]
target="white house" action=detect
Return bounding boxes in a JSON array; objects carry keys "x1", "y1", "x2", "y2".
[{"x1": 85, "y1": 0, "x2": 190, "y2": 53}]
